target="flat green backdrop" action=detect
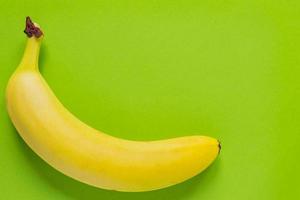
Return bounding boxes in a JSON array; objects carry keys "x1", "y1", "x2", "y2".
[{"x1": 1, "y1": 0, "x2": 299, "y2": 199}]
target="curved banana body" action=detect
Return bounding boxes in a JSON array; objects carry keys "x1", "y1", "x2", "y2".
[{"x1": 6, "y1": 18, "x2": 220, "y2": 192}]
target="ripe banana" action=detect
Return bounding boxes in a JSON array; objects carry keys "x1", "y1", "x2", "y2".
[{"x1": 6, "y1": 17, "x2": 221, "y2": 192}]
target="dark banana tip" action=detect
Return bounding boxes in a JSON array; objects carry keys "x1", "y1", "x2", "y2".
[
  {"x1": 218, "y1": 140, "x2": 221, "y2": 154},
  {"x1": 24, "y1": 16, "x2": 43, "y2": 38}
]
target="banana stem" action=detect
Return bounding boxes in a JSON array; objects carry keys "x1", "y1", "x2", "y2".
[
  {"x1": 18, "y1": 37, "x2": 42, "y2": 71},
  {"x1": 18, "y1": 17, "x2": 43, "y2": 71}
]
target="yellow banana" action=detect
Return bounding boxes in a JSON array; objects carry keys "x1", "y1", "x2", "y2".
[{"x1": 6, "y1": 17, "x2": 221, "y2": 192}]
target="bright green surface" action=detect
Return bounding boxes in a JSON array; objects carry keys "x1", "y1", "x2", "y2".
[{"x1": 1, "y1": 0, "x2": 300, "y2": 199}]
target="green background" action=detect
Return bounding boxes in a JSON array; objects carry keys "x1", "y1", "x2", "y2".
[{"x1": 1, "y1": 0, "x2": 299, "y2": 199}]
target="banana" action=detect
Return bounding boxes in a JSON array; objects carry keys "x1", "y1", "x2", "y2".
[{"x1": 6, "y1": 17, "x2": 221, "y2": 192}]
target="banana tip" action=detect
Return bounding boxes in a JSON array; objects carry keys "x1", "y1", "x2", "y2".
[
  {"x1": 24, "y1": 16, "x2": 43, "y2": 38},
  {"x1": 218, "y1": 140, "x2": 221, "y2": 154}
]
